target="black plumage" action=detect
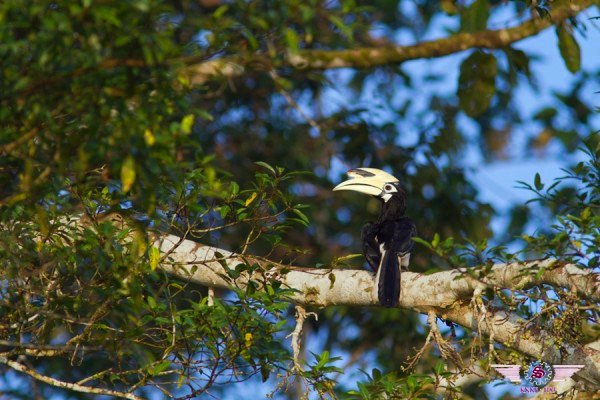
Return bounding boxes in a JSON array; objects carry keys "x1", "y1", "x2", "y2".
[
  {"x1": 333, "y1": 168, "x2": 416, "y2": 307},
  {"x1": 361, "y1": 185, "x2": 416, "y2": 307}
]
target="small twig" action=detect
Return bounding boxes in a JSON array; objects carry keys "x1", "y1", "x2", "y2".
[
  {"x1": 0, "y1": 127, "x2": 39, "y2": 155},
  {"x1": 66, "y1": 298, "x2": 112, "y2": 346},
  {"x1": 158, "y1": 226, "x2": 192, "y2": 264},
  {"x1": 76, "y1": 368, "x2": 113, "y2": 386},
  {"x1": 164, "y1": 288, "x2": 178, "y2": 360},
  {"x1": 240, "y1": 227, "x2": 256, "y2": 255}
]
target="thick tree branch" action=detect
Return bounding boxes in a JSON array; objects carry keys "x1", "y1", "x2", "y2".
[
  {"x1": 155, "y1": 234, "x2": 600, "y2": 387},
  {"x1": 185, "y1": 0, "x2": 596, "y2": 84}
]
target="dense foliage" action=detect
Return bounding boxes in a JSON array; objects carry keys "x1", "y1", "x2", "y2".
[{"x1": 1, "y1": 0, "x2": 598, "y2": 398}]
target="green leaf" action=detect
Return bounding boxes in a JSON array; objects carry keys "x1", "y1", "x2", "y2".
[
  {"x1": 148, "y1": 360, "x2": 171, "y2": 375},
  {"x1": 229, "y1": 181, "x2": 239, "y2": 196},
  {"x1": 143, "y1": 128, "x2": 155, "y2": 146},
  {"x1": 245, "y1": 192, "x2": 257, "y2": 206},
  {"x1": 35, "y1": 205, "x2": 49, "y2": 237},
  {"x1": 213, "y1": 4, "x2": 229, "y2": 18},
  {"x1": 260, "y1": 361, "x2": 271, "y2": 382},
  {"x1": 557, "y1": 25, "x2": 581, "y2": 73},
  {"x1": 329, "y1": 15, "x2": 353, "y2": 40},
  {"x1": 372, "y1": 368, "x2": 382, "y2": 380},
  {"x1": 533, "y1": 107, "x2": 557, "y2": 121},
  {"x1": 121, "y1": 155, "x2": 136, "y2": 193},
  {"x1": 433, "y1": 360, "x2": 446, "y2": 375},
  {"x1": 406, "y1": 375, "x2": 417, "y2": 391},
  {"x1": 197, "y1": 109, "x2": 214, "y2": 121},
  {"x1": 457, "y1": 51, "x2": 497, "y2": 117},
  {"x1": 328, "y1": 273, "x2": 335, "y2": 289},
  {"x1": 504, "y1": 47, "x2": 530, "y2": 77},
  {"x1": 149, "y1": 246, "x2": 160, "y2": 271},
  {"x1": 147, "y1": 295, "x2": 157, "y2": 309},
  {"x1": 177, "y1": 373, "x2": 185, "y2": 388},
  {"x1": 581, "y1": 207, "x2": 591, "y2": 221},
  {"x1": 291, "y1": 208, "x2": 310, "y2": 226},
  {"x1": 412, "y1": 236, "x2": 432, "y2": 249},
  {"x1": 440, "y1": 0, "x2": 458, "y2": 15},
  {"x1": 460, "y1": 0, "x2": 489, "y2": 33},
  {"x1": 240, "y1": 27, "x2": 258, "y2": 50},
  {"x1": 273, "y1": 75, "x2": 293, "y2": 90},
  {"x1": 432, "y1": 233, "x2": 440, "y2": 248},
  {"x1": 284, "y1": 28, "x2": 300, "y2": 52},
  {"x1": 254, "y1": 161, "x2": 276, "y2": 175},
  {"x1": 181, "y1": 114, "x2": 195, "y2": 135},
  {"x1": 534, "y1": 173, "x2": 544, "y2": 191}
]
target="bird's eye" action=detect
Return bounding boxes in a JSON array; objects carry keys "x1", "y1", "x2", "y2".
[{"x1": 384, "y1": 184, "x2": 393, "y2": 191}]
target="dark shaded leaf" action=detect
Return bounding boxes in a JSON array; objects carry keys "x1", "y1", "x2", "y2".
[
  {"x1": 534, "y1": 173, "x2": 543, "y2": 191},
  {"x1": 460, "y1": 0, "x2": 489, "y2": 33},
  {"x1": 557, "y1": 24, "x2": 581, "y2": 73},
  {"x1": 457, "y1": 51, "x2": 497, "y2": 117}
]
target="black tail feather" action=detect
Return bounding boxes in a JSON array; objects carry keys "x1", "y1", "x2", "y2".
[{"x1": 377, "y1": 250, "x2": 400, "y2": 307}]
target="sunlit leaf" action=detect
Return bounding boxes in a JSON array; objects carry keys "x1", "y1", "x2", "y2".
[
  {"x1": 149, "y1": 246, "x2": 160, "y2": 270},
  {"x1": 181, "y1": 114, "x2": 195, "y2": 135},
  {"x1": 121, "y1": 155, "x2": 136, "y2": 192},
  {"x1": 144, "y1": 128, "x2": 155, "y2": 146},
  {"x1": 245, "y1": 192, "x2": 258, "y2": 206}
]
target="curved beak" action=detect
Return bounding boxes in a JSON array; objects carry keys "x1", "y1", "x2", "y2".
[{"x1": 333, "y1": 168, "x2": 399, "y2": 196}]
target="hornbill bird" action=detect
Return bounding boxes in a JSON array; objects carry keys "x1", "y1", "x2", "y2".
[{"x1": 333, "y1": 168, "x2": 416, "y2": 307}]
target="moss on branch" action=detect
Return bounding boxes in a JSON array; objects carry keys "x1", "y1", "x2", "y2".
[{"x1": 186, "y1": 0, "x2": 594, "y2": 84}]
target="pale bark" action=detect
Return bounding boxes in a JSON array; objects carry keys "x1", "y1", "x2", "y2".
[
  {"x1": 0, "y1": 356, "x2": 142, "y2": 400},
  {"x1": 155, "y1": 234, "x2": 600, "y2": 387},
  {"x1": 185, "y1": 0, "x2": 596, "y2": 84}
]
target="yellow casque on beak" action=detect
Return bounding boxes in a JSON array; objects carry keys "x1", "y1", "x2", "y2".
[{"x1": 333, "y1": 168, "x2": 399, "y2": 196}]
